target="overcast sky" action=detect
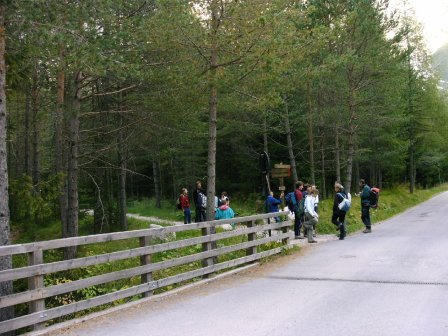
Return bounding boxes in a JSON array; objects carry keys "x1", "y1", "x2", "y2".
[{"x1": 391, "y1": 0, "x2": 448, "y2": 53}]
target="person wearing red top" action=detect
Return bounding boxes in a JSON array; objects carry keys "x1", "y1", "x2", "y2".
[{"x1": 179, "y1": 188, "x2": 191, "y2": 224}]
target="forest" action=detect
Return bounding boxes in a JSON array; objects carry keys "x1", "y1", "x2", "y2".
[{"x1": 1, "y1": 0, "x2": 448, "y2": 292}]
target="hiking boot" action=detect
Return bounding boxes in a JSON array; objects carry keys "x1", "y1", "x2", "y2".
[
  {"x1": 363, "y1": 228, "x2": 372, "y2": 233},
  {"x1": 309, "y1": 240, "x2": 317, "y2": 243},
  {"x1": 295, "y1": 235, "x2": 305, "y2": 239}
]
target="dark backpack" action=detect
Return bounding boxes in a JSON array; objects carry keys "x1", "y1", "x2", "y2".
[
  {"x1": 176, "y1": 196, "x2": 182, "y2": 210},
  {"x1": 369, "y1": 188, "x2": 380, "y2": 209},
  {"x1": 297, "y1": 196, "x2": 305, "y2": 215},
  {"x1": 285, "y1": 192, "x2": 297, "y2": 212}
]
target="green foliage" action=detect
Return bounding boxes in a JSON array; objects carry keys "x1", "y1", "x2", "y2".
[
  {"x1": 316, "y1": 184, "x2": 448, "y2": 235},
  {"x1": 128, "y1": 198, "x2": 183, "y2": 222},
  {"x1": 9, "y1": 174, "x2": 63, "y2": 228}
]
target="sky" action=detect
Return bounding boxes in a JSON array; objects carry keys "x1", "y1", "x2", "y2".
[{"x1": 391, "y1": 0, "x2": 448, "y2": 53}]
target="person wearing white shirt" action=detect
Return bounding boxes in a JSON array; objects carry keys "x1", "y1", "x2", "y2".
[{"x1": 303, "y1": 186, "x2": 319, "y2": 243}]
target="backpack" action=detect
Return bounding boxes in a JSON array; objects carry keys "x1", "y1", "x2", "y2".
[
  {"x1": 337, "y1": 192, "x2": 352, "y2": 212},
  {"x1": 285, "y1": 192, "x2": 297, "y2": 212},
  {"x1": 198, "y1": 192, "x2": 207, "y2": 210},
  {"x1": 297, "y1": 196, "x2": 305, "y2": 216},
  {"x1": 369, "y1": 188, "x2": 380, "y2": 209},
  {"x1": 176, "y1": 196, "x2": 182, "y2": 210}
]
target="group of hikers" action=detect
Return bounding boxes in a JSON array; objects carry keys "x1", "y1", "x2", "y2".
[
  {"x1": 266, "y1": 181, "x2": 320, "y2": 243},
  {"x1": 267, "y1": 178, "x2": 377, "y2": 242},
  {"x1": 177, "y1": 180, "x2": 235, "y2": 224},
  {"x1": 177, "y1": 178, "x2": 378, "y2": 241}
]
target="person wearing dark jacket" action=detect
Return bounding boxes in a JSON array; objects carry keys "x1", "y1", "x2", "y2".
[
  {"x1": 293, "y1": 181, "x2": 304, "y2": 239},
  {"x1": 192, "y1": 180, "x2": 206, "y2": 222},
  {"x1": 332, "y1": 182, "x2": 347, "y2": 240},
  {"x1": 359, "y1": 179, "x2": 372, "y2": 233},
  {"x1": 266, "y1": 191, "x2": 283, "y2": 222}
]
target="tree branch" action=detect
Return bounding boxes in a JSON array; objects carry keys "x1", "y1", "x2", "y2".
[{"x1": 80, "y1": 84, "x2": 138, "y2": 101}]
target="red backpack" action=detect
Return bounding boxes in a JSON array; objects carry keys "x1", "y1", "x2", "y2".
[{"x1": 369, "y1": 188, "x2": 380, "y2": 209}]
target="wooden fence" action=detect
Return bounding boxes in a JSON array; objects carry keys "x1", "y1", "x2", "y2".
[{"x1": 0, "y1": 212, "x2": 292, "y2": 334}]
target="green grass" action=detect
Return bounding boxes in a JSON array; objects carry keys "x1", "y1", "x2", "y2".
[
  {"x1": 127, "y1": 198, "x2": 182, "y2": 221},
  {"x1": 316, "y1": 184, "x2": 448, "y2": 235},
  {"x1": 127, "y1": 184, "x2": 448, "y2": 237},
  {"x1": 9, "y1": 184, "x2": 447, "y2": 329}
]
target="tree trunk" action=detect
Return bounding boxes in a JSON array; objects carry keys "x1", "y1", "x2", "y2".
[
  {"x1": 55, "y1": 49, "x2": 68, "y2": 239},
  {"x1": 24, "y1": 91, "x2": 31, "y2": 176},
  {"x1": 206, "y1": 1, "x2": 219, "y2": 222},
  {"x1": 153, "y1": 159, "x2": 161, "y2": 209},
  {"x1": 407, "y1": 41, "x2": 415, "y2": 194},
  {"x1": 158, "y1": 159, "x2": 163, "y2": 200},
  {"x1": 320, "y1": 129, "x2": 326, "y2": 199},
  {"x1": 93, "y1": 185, "x2": 104, "y2": 234},
  {"x1": 0, "y1": 5, "x2": 15, "y2": 326},
  {"x1": 335, "y1": 131, "x2": 341, "y2": 182},
  {"x1": 409, "y1": 142, "x2": 415, "y2": 194},
  {"x1": 284, "y1": 97, "x2": 298, "y2": 182},
  {"x1": 104, "y1": 169, "x2": 111, "y2": 232},
  {"x1": 262, "y1": 114, "x2": 270, "y2": 195},
  {"x1": 263, "y1": 114, "x2": 269, "y2": 155},
  {"x1": 65, "y1": 71, "x2": 81, "y2": 260},
  {"x1": 31, "y1": 67, "x2": 40, "y2": 186},
  {"x1": 170, "y1": 156, "x2": 176, "y2": 201},
  {"x1": 345, "y1": 65, "x2": 357, "y2": 194},
  {"x1": 345, "y1": 130, "x2": 354, "y2": 195},
  {"x1": 355, "y1": 160, "x2": 360, "y2": 189},
  {"x1": 203, "y1": 1, "x2": 220, "y2": 273},
  {"x1": 307, "y1": 81, "x2": 315, "y2": 185},
  {"x1": 117, "y1": 112, "x2": 127, "y2": 231},
  {"x1": 378, "y1": 167, "x2": 383, "y2": 189}
]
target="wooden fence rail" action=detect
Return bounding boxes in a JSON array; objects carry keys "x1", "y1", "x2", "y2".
[{"x1": 0, "y1": 211, "x2": 292, "y2": 334}]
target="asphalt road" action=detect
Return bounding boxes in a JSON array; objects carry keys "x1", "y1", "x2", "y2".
[{"x1": 56, "y1": 192, "x2": 448, "y2": 336}]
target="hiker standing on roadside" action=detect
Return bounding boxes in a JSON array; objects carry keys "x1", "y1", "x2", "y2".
[
  {"x1": 179, "y1": 188, "x2": 191, "y2": 224},
  {"x1": 302, "y1": 184, "x2": 311, "y2": 238},
  {"x1": 313, "y1": 186, "x2": 319, "y2": 237},
  {"x1": 332, "y1": 182, "x2": 347, "y2": 240},
  {"x1": 266, "y1": 191, "x2": 284, "y2": 223},
  {"x1": 294, "y1": 181, "x2": 305, "y2": 239},
  {"x1": 303, "y1": 186, "x2": 318, "y2": 243},
  {"x1": 359, "y1": 179, "x2": 372, "y2": 233},
  {"x1": 193, "y1": 180, "x2": 206, "y2": 222}
]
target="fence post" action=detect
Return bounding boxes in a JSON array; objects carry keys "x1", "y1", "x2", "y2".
[
  {"x1": 28, "y1": 249, "x2": 45, "y2": 331},
  {"x1": 246, "y1": 220, "x2": 257, "y2": 256},
  {"x1": 282, "y1": 218, "x2": 290, "y2": 245},
  {"x1": 201, "y1": 222, "x2": 214, "y2": 278},
  {"x1": 139, "y1": 236, "x2": 153, "y2": 297}
]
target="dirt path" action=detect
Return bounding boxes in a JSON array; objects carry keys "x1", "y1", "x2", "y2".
[{"x1": 125, "y1": 213, "x2": 184, "y2": 226}]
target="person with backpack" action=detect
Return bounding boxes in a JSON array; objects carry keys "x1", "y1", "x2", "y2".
[
  {"x1": 359, "y1": 179, "x2": 372, "y2": 233},
  {"x1": 193, "y1": 180, "x2": 206, "y2": 222},
  {"x1": 302, "y1": 184, "x2": 309, "y2": 238},
  {"x1": 293, "y1": 181, "x2": 305, "y2": 239},
  {"x1": 313, "y1": 186, "x2": 319, "y2": 238},
  {"x1": 303, "y1": 186, "x2": 319, "y2": 243},
  {"x1": 179, "y1": 188, "x2": 191, "y2": 224},
  {"x1": 332, "y1": 182, "x2": 348, "y2": 240}
]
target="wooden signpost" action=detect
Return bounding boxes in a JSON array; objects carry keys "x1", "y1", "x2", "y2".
[{"x1": 271, "y1": 163, "x2": 291, "y2": 193}]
